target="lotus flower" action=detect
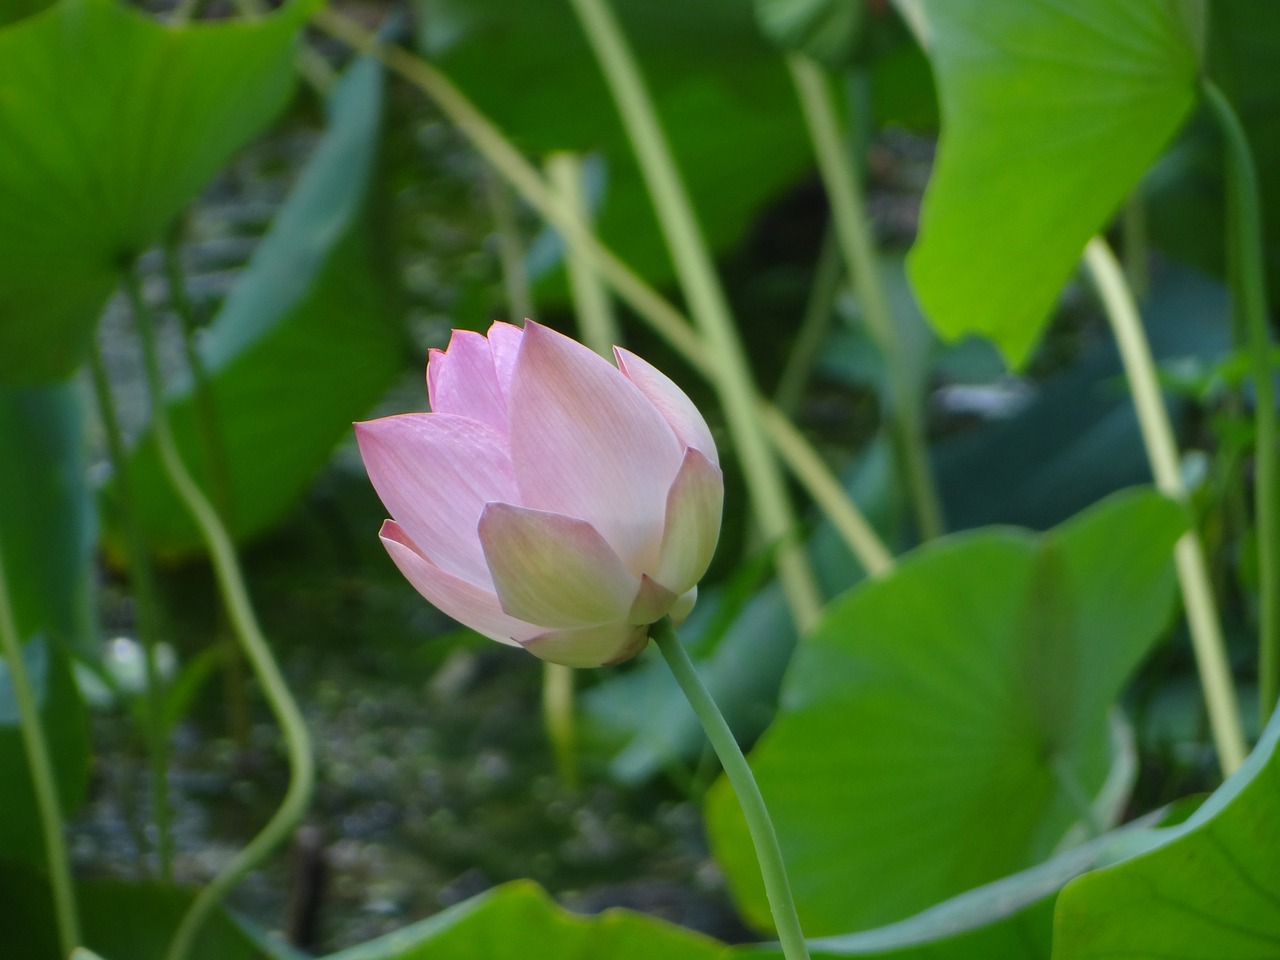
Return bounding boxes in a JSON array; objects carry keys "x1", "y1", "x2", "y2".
[{"x1": 356, "y1": 321, "x2": 723, "y2": 667}]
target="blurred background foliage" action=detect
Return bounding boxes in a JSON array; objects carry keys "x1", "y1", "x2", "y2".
[{"x1": 0, "y1": 0, "x2": 1276, "y2": 957}]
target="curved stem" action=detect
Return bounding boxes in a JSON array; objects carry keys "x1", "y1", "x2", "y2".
[
  {"x1": 567, "y1": 0, "x2": 822, "y2": 632},
  {"x1": 88, "y1": 345, "x2": 174, "y2": 881},
  {"x1": 122, "y1": 269, "x2": 315, "y2": 960},
  {"x1": 1200, "y1": 79, "x2": 1279, "y2": 725},
  {"x1": 309, "y1": 8, "x2": 894, "y2": 581},
  {"x1": 787, "y1": 55, "x2": 944, "y2": 541},
  {"x1": 1083, "y1": 237, "x2": 1247, "y2": 774},
  {"x1": 0, "y1": 540, "x2": 81, "y2": 954},
  {"x1": 164, "y1": 237, "x2": 253, "y2": 755},
  {"x1": 651, "y1": 619, "x2": 809, "y2": 960}
]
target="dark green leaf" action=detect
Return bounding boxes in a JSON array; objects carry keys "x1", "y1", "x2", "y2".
[
  {"x1": 0, "y1": 868, "x2": 290, "y2": 960},
  {"x1": 706, "y1": 489, "x2": 1185, "y2": 935},
  {"x1": 0, "y1": 381, "x2": 94, "y2": 650},
  {"x1": 108, "y1": 56, "x2": 404, "y2": 556},
  {"x1": 1053, "y1": 705, "x2": 1280, "y2": 959},
  {"x1": 904, "y1": 0, "x2": 1199, "y2": 366},
  {"x1": 319, "y1": 880, "x2": 727, "y2": 960},
  {"x1": 0, "y1": 0, "x2": 307, "y2": 382}
]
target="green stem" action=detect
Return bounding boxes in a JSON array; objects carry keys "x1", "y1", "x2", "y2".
[
  {"x1": 310, "y1": 8, "x2": 894, "y2": 582},
  {"x1": 546, "y1": 151, "x2": 621, "y2": 353},
  {"x1": 787, "y1": 55, "x2": 944, "y2": 541},
  {"x1": 775, "y1": 226, "x2": 841, "y2": 417},
  {"x1": 541, "y1": 661, "x2": 579, "y2": 791},
  {"x1": 162, "y1": 237, "x2": 253, "y2": 754},
  {"x1": 651, "y1": 619, "x2": 809, "y2": 960},
  {"x1": 122, "y1": 269, "x2": 315, "y2": 960},
  {"x1": 1083, "y1": 237, "x2": 1247, "y2": 774},
  {"x1": 1122, "y1": 191, "x2": 1150, "y2": 300},
  {"x1": 0, "y1": 540, "x2": 81, "y2": 955},
  {"x1": 88, "y1": 346, "x2": 174, "y2": 882},
  {"x1": 1200, "y1": 79, "x2": 1279, "y2": 726},
  {"x1": 483, "y1": 171, "x2": 534, "y2": 321},
  {"x1": 569, "y1": 0, "x2": 823, "y2": 631}
]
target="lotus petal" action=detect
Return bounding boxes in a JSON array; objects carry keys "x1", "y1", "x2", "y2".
[
  {"x1": 479, "y1": 502, "x2": 639, "y2": 628},
  {"x1": 508, "y1": 322, "x2": 682, "y2": 571},
  {"x1": 379, "y1": 521, "x2": 537, "y2": 646},
  {"x1": 655, "y1": 448, "x2": 724, "y2": 595},
  {"x1": 522, "y1": 621, "x2": 650, "y2": 668},
  {"x1": 615, "y1": 346, "x2": 719, "y2": 465},
  {"x1": 355, "y1": 414, "x2": 516, "y2": 586}
]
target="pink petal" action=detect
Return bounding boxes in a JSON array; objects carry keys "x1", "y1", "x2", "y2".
[
  {"x1": 628, "y1": 574, "x2": 677, "y2": 625},
  {"x1": 487, "y1": 321, "x2": 524, "y2": 404},
  {"x1": 654, "y1": 448, "x2": 724, "y2": 595},
  {"x1": 520, "y1": 621, "x2": 649, "y2": 668},
  {"x1": 614, "y1": 347, "x2": 719, "y2": 465},
  {"x1": 508, "y1": 322, "x2": 683, "y2": 571},
  {"x1": 379, "y1": 521, "x2": 539, "y2": 646},
  {"x1": 355, "y1": 414, "x2": 517, "y2": 586},
  {"x1": 426, "y1": 329, "x2": 509, "y2": 433},
  {"x1": 478, "y1": 502, "x2": 640, "y2": 629}
]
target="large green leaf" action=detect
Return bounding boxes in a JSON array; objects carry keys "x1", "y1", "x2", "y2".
[
  {"x1": 903, "y1": 0, "x2": 1199, "y2": 367},
  {"x1": 0, "y1": 869, "x2": 291, "y2": 960},
  {"x1": 738, "y1": 811, "x2": 1172, "y2": 959},
  {"x1": 706, "y1": 489, "x2": 1185, "y2": 935},
  {"x1": 1052, "y1": 705, "x2": 1280, "y2": 959},
  {"x1": 418, "y1": 0, "x2": 812, "y2": 302},
  {"x1": 107, "y1": 56, "x2": 403, "y2": 556},
  {"x1": 320, "y1": 880, "x2": 727, "y2": 960},
  {"x1": 0, "y1": 0, "x2": 307, "y2": 383},
  {"x1": 0, "y1": 381, "x2": 93, "y2": 865},
  {"x1": 0, "y1": 381, "x2": 94, "y2": 649}
]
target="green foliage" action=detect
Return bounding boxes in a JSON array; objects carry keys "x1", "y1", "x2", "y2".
[
  {"x1": 0, "y1": 868, "x2": 287, "y2": 960},
  {"x1": 0, "y1": 638, "x2": 91, "y2": 865},
  {"x1": 0, "y1": 382, "x2": 92, "y2": 866},
  {"x1": 416, "y1": 0, "x2": 812, "y2": 304},
  {"x1": 319, "y1": 880, "x2": 727, "y2": 960},
  {"x1": 707, "y1": 490, "x2": 1185, "y2": 935},
  {"x1": 0, "y1": 382, "x2": 94, "y2": 649},
  {"x1": 754, "y1": 0, "x2": 865, "y2": 67},
  {"x1": 1053, "y1": 705, "x2": 1280, "y2": 958},
  {"x1": 0, "y1": 0, "x2": 307, "y2": 383},
  {"x1": 904, "y1": 0, "x2": 1199, "y2": 367},
  {"x1": 106, "y1": 56, "x2": 404, "y2": 556},
  {"x1": 1149, "y1": 1, "x2": 1280, "y2": 293}
]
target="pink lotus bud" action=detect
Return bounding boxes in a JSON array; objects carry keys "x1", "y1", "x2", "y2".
[{"x1": 355, "y1": 321, "x2": 723, "y2": 667}]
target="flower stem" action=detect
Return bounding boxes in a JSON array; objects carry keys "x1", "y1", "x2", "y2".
[
  {"x1": 775, "y1": 227, "x2": 841, "y2": 417},
  {"x1": 567, "y1": 0, "x2": 823, "y2": 632},
  {"x1": 309, "y1": 7, "x2": 894, "y2": 581},
  {"x1": 546, "y1": 151, "x2": 621, "y2": 354},
  {"x1": 88, "y1": 344, "x2": 174, "y2": 881},
  {"x1": 0, "y1": 539, "x2": 81, "y2": 955},
  {"x1": 121, "y1": 268, "x2": 315, "y2": 960},
  {"x1": 787, "y1": 55, "x2": 944, "y2": 541},
  {"x1": 1083, "y1": 236, "x2": 1247, "y2": 774},
  {"x1": 651, "y1": 619, "x2": 809, "y2": 960},
  {"x1": 482, "y1": 171, "x2": 534, "y2": 322},
  {"x1": 1199, "y1": 78, "x2": 1279, "y2": 726}
]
